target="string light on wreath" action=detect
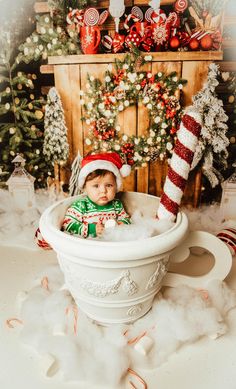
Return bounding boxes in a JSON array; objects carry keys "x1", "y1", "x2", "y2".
[{"x1": 82, "y1": 51, "x2": 186, "y2": 167}]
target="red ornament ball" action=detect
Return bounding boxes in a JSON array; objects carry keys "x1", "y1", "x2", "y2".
[
  {"x1": 189, "y1": 38, "x2": 199, "y2": 51},
  {"x1": 169, "y1": 36, "x2": 180, "y2": 50},
  {"x1": 200, "y1": 34, "x2": 213, "y2": 50}
]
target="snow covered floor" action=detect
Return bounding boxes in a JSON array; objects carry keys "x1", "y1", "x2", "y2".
[
  {"x1": 1, "y1": 189, "x2": 236, "y2": 388},
  {"x1": 1, "y1": 246, "x2": 236, "y2": 389}
]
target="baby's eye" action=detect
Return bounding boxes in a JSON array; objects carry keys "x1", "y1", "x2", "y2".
[
  {"x1": 106, "y1": 184, "x2": 113, "y2": 188},
  {"x1": 93, "y1": 184, "x2": 99, "y2": 188}
]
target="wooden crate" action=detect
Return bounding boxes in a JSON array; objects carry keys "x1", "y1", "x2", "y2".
[{"x1": 47, "y1": 51, "x2": 222, "y2": 206}]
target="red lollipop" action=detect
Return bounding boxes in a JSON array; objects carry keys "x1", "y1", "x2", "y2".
[
  {"x1": 174, "y1": 0, "x2": 188, "y2": 13},
  {"x1": 84, "y1": 8, "x2": 99, "y2": 26}
]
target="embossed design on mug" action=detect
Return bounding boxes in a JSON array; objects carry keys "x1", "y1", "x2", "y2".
[
  {"x1": 79, "y1": 270, "x2": 138, "y2": 297},
  {"x1": 145, "y1": 257, "x2": 169, "y2": 290},
  {"x1": 127, "y1": 304, "x2": 142, "y2": 316}
]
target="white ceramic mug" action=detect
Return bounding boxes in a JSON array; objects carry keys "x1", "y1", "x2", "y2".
[{"x1": 39, "y1": 192, "x2": 232, "y2": 325}]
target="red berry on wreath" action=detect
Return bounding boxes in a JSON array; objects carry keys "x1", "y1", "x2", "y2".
[
  {"x1": 189, "y1": 38, "x2": 199, "y2": 51},
  {"x1": 200, "y1": 34, "x2": 213, "y2": 50},
  {"x1": 169, "y1": 36, "x2": 180, "y2": 50},
  {"x1": 170, "y1": 127, "x2": 177, "y2": 134}
]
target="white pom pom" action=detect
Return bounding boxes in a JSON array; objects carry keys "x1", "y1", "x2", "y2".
[
  {"x1": 120, "y1": 164, "x2": 131, "y2": 177},
  {"x1": 104, "y1": 219, "x2": 117, "y2": 229}
]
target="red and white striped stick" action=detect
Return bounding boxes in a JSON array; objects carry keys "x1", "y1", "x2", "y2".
[{"x1": 157, "y1": 108, "x2": 202, "y2": 220}]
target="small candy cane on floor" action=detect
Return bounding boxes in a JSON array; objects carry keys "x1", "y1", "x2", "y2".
[
  {"x1": 65, "y1": 304, "x2": 78, "y2": 335},
  {"x1": 6, "y1": 318, "x2": 23, "y2": 328},
  {"x1": 197, "y1": 288, "x2": 209, "y2": 301},
  {"x1": 41, "y1": 276, "x2": 50, "y2": 292},
  {"x1": 127, "y1": 368, "x2": 147, "y2": 389},
  {"x1": 124, "y1": 329, "x2": 147, "y2": 345}
]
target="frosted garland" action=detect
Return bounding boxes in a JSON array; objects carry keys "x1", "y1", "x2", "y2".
[{"x1": 191, "y1": 63, "x2": 229, "y2": 187}]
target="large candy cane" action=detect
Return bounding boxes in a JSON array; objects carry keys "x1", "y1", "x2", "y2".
[{"x1": 157, "y1": 108, "x2": 202, "y2": 220}]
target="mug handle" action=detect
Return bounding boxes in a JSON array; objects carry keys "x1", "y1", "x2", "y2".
[
  {"x1": 94, "y1": 27, "x2": 101, "y2": 50},
  {"x1": 163, "y1": 231, "x2": 232, "y2": 288}
]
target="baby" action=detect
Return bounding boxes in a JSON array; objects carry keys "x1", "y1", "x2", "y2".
[{"x1": 62, "y1": 152, "x2": 131, "y2": 238}]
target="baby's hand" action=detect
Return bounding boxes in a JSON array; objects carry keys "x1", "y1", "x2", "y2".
[{"x1": 96, "y1": 221, "x2": 105, "y2": 237}]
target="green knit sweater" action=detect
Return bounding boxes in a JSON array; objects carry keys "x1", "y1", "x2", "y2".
[{"x1": 62, "y1": 195, "x2": 131, "y2": 238}]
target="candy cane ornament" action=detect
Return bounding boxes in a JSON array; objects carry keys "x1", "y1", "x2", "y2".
[
  {"x1": 217, "y1": 228, "x2": 236, "y2": 256},
  {"x1": 157, "y1": 108, "x2": 202, "y2": 221}
]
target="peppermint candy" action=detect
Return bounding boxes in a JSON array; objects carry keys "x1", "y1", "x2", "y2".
[
  {"x1": 174, "y1": 0, "x2": 188, "y2": 13},
  {"x1": 145, "y1": 7, "x2": 154, "y2": 22},
  {"x1": 151, "y1": 8, "x2": 166, "y2": 24},
  {"x1": 102, "y1": 34, "x2": 113, "y2": 51},
  {"x1": 131, "y1": 6, "x2": 143, "y2": 21},
  {"x1": 84, "y1": 7, "x2": 99, "y2": 26}
]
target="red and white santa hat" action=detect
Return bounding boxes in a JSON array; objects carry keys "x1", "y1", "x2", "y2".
[{"x1": 78, "y1": 152, "x2": 131, "y2": 190}]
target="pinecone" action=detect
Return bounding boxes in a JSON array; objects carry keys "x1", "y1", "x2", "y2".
[
  {"x1": 149, "y1": 146, "x2": 160, "y2": 162},
  {"x1": 144, "y1": 85, "x2": 158, "y2": 100},
  {"x1": 135, "y1": 55, "x2": 144, "y2": 70},
  {"x1": 97, "y1": 117, "x2": 108, "y2": 131},
  {"x1": 114, "y1": 86, "x2": 125, "y2": 100}
]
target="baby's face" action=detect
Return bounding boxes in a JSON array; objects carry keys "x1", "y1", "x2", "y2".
[{"x1": 84, "y1": 172, "x2": 117, "y2": 206}]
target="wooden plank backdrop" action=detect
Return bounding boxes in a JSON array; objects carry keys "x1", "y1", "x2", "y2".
[{"x1": 48, "y1": 52, "x2": 223, "y2": 206}]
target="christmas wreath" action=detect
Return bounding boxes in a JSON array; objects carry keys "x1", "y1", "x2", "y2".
[{"x1": 81, "y1": 51, "x2": 187, "y2": 167}]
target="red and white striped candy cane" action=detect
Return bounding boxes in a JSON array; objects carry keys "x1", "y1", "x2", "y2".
[
  {"x1": 123, "y1": 13, "x2": 140, "y2": 30},
  {"x1": 66, "y1": 8, "x2": 84, "y2": 26},
  {"x1": 157, "y1": 108, "x2": 202, "y2": 220}
]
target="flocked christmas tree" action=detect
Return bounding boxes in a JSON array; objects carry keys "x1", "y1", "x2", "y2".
[
  {"x1": 0, "y1": 30, "x2": 52, "y2": 188},
  {"x1": 191, "y1": 63, "x2": 229, "y2": 187},
  {"x1": 43, "y1": 87, "x2": 69, "y2": 192}
]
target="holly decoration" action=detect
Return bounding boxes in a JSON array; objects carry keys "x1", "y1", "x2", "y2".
[{"x1": 82, "y1": 50, "x2": 186, "y2": 167}]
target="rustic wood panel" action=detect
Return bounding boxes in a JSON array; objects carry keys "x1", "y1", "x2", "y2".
[
  {"x1": 148, "y1": 61, "x2": 181, "y2": 197},
  {"x1": 137, "y1": 62, "x2": 151, "y2": 193},
  {"x1": 40, "y1": 64, "x2": 54, "y2": 74},
  {"x1": 48, "y1": 51, "x2": 223, "y2": 65},
  {"x1": 216, "y1": 61, "x2": 236, "y2": 71},
  {"x1": 121, "y1": 105, "x2": 137, "y2": 192},
  {"x1": 80, "y1": 63, "x2": 108, "y2": 156},
  {"x1": 182, "y1": 61, "x2": 209, "y2": 107},
  {"x1": 69, "y1": 65, "x2": 83, "y2": 158}
]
